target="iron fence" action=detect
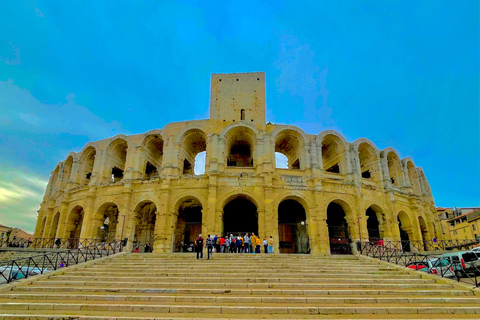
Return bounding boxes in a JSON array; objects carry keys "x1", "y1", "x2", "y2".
[
  {"x1": 360, "y1": 241, "x2": 480, "y2": 287},
  {"x1": 0, "y1": 240, "x2": 122, "y2": 284},
  {"x1": 0, "y1": 238, "x2": 120, "y2": 250}
]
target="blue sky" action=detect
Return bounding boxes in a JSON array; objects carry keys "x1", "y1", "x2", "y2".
[{"x1": 0, "y1": 1, "x2": 478, "y2": 233}]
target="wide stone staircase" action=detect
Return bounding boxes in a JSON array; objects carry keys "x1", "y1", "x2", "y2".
[{"x1": 0, "y1": 253, "x2": 478, "y2": 319}]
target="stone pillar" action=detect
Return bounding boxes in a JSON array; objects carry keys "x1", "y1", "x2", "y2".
[
  {"x1": 153, "y1": 190, "x2": 170, "y2": 253},
  {"x1": 264, "y1": 185, "x2": 278, "y2": 253},
  {"x1": 80, "y1": 192, "x2": 97, "y2": 239},
  {"x1": 69, "y1": 158, "x2": 80, "y2": 189},
  {"x1": 314, "y1": 191, "x2": 330, "y2": 255}
]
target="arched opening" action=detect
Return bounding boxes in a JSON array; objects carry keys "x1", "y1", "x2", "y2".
[
  {"x1": 358, "y1": 142, "x2": 380, "y2": 181},
  {"x1": 240, "y1": 109, "x2": 245, "y2": 120},
  {"x1": 366, "y1": 207, "x2": 383, "y2": 242},
  {"x1": 278, "y1": 199, "x2": 309, "y2": 253},
  {"x1": 65, "y1": 206, "x2": 84, "y2": 246},
  {"x1": 180, "y1": 130, "x2": 207, "y2": 175},
  {"x1": 39, "y1": 216, "x2": 47, "y2": 238},
  {"x1": 386, "y1": 151, "x2": 403, "y2": 187},
  {"x1": 407, "y1": 162, "x2": 420, "y2": 194},
  {"x1": 326, "y1": 201, "x2": 351, "y2": 254},
  {"x1": 49, "y1": 212, "x2": 60, "y2": 239},
  {"x1": 418, "y1": 216, "x2": 428, "y2": 249},
  {"x1": 275, "y1": 153, "x2": 288, "y2": 169},
  {"x1": 173, "y1": 198, "x2": 203, "y2": 252},
  {"x1": 223, "y1": 196, "x2": 258, "y2": 237},
  {"x1": 143, "y1": 135, "x2": 163, "y2": 179},
  {"x1": 275, "y1": 131, "x2": 303, "y2": 170},
  {"x1": 398, "y1": 211, "x2": 413, "y2": 252},
  {"x1": 321, "y1": 135, "x2": 346, "y2": 174},
  {"x1": 226, "y1": 127, "x2": 256, "y2": 167},
  {"x1": 96, "y1": 203, "x2": 119, "y2": 241},
  {"x1": 79, "y1": 147, "x2": 96, "y2": 186},
  {"x1": 60, "y1": 157, "x2": 73, "y2": 191},
  {"x1": 133, "y1": 201, "x2": 157, "y2": 252},
  {"x1": 107, "y1": 139, "x2": 128, "y2": 183},
  {"x1": 49, "y1": 166, "x2": 60, "y2": 195}
]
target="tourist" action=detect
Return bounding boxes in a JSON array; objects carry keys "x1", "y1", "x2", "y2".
[
  {"x1": 268, "y1": 236, "x2": 274, "y2": 254},
  {"x1": 55, "y1": 238, "x2": 61, "y2": 249},
  {"x1": 255, "y1": 236, "x2": 261, "y2": 253},
  {"x1": 263, "y1": 239, "x2": 268, "y2": 253},
  {"x1": 194, "y1": 234, "x2": 204, "y2": 260},
  {"x1": 133, "y1": 242, "x2": 139, "y2": 253},
  {"x1": 236, "y1": 236, "x2": 243, "y2": 253},
  {"x1": 229, "y1": 234, "x2": 235, "y2": 253},
  {"x1": 206, "y1": 235, "x2": 215, "y2": 259},
  {"x1": 144, "y1": 242, "x2": 151, "y2": 253},
  {"x1": 220, "y1": 236, "x2": 225, "y2": 253},
  {"x1": 250, "y1": 233, "x2": 258, "y2": 254},
  {"x1": 224, "y1": 236, "x2": 230, "y2": 253},
  {"x1": 243, "y1": 233, "x2": 250, "y2": 253}
]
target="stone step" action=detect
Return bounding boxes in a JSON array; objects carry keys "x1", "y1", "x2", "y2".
[
  {"x1": 48, "y1": 276, "x2": 432, "y2": 284},
  {"x1": 0, "y1": 301, "x2": 478, "y2": 315},
  {"x1": 67, "y1": 271, "x2": 416, "y2": 278},
  {"x1": 13, "y1": 286, "x2": 472, "y2": 296},
  {"x1": 1, "y1": 292, "x2": 478, "y2": 304},
  {"x1": 26, "y1": 280, "x2": 453, "y2": 289}
]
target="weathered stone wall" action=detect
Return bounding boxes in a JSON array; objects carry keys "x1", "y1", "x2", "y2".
[{"x1": 33, "y1": 72, "x2": 440, "y2": 255}]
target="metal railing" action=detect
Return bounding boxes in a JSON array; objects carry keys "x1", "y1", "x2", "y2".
[
  {"x1": 360, "y1": 241, "x2": 480, "y2": 287},
  {"x1": 0, "y1": 240, "x2": 123, "y2": 284},
  {"x1": 0, "y1": 238, "x2": 121, "y2": 250}
]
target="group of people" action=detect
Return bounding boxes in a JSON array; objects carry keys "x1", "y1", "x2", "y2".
[
  {"x1": 133, "y1": 241, "x2": 151, "y2": 253},
  {"x1": 194, "y1": 233, "x2": 274, "y2": 259}
]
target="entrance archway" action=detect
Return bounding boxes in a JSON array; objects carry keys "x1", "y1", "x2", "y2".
[
  {"x1": 49, "y1": 212, "x2": 60, "y2": 239},
  {"x1": 278, "y1": 199, "x2": 309, "y2": 253},
  {"x1": 173, "y1": 198, "x2": 202, "y2": 252},
  {"x1": 418, "y1": 216, "x2": 428, "y2": 250},
  {"x1": 366, "y1": 206, "x2": 383, "y2": 242},
  {"x1": 65, "y1": 206, "x2": 84, "y2": 248},
  {"x1": 96, "y1": 203, "x2": 119, "y2": 241},
  {"x1": 223, "y1": 196, "x2": 258, "y2": 237},
  {"x1": 133, "y1": 201, "x2": 157, "y2": 252},
  {"x1": 326, "y1": 201, "x2": 352, "y2": 254},
  {"x1": 398, "y1": 211, "x2": 413, "y2": 252}
]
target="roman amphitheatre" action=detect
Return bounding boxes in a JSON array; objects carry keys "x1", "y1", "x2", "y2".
[{"x1": 33, "y1": 72, "x2": 440, "y2": 254}]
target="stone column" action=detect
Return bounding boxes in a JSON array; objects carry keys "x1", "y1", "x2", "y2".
[
  {"x1": 314, "y1": 191, "x2": 330, "y2": 255},
  {"x1": 153, "y1": 190, "x2": 170, "y2": 253}
]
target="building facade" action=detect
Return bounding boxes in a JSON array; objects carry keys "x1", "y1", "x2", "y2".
[
  {"x1": 437, "y1": 207, "x2": 480, "y2": 241},
  {"x1": 33, "y1": 72, "x2": 440, "y2": 254}
]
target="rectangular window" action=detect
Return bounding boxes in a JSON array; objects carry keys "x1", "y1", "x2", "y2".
[{"x1": 472, "y1": 225, "x2": 476, "y2": 231}]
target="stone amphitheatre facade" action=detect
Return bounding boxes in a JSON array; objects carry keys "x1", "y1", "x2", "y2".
[{"x1": 34, "y1": 72, "x2": 440, "y2": 254}]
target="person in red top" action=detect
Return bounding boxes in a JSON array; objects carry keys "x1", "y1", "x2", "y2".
[
  {"x1": 194, "y1": 234, "x2": 205, "y2": 260},
  {"x1": 220, "y1": 236, "x2": 225, "y2": 253}
]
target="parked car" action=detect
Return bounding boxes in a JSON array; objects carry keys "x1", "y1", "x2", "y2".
[
  {"x1": 0, "y1": 266, "x2": 48, "y2": 283},
  {"x1": 406, "y1": 258, "x2": 459, "y2": 278},
  {"x1": 441, "y1": 251, "x2": 480, "y2": 277},
  {"x1": 470, "y1": 246, "x2": 480, "y2": 254}
]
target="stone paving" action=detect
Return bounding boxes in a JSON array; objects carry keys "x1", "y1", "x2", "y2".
[{"x1": 0, "y1": 253, "x2": 478, "y2": 319}]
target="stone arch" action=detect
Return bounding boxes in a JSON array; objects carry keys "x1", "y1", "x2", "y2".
[
  {"x1": 224, "y1": 126, "x2": 257, "y2": 167},
  {"x1": 132, "y1": 200, "x2": 157, "y2": 252},
  {"x1": 365, "y1": 204, "x2": 385, "y2": 242},
  {"x1": 49, "y1": 165, "x2": 61, "y2": 195},
  {"x1": 383, "y1": 148, "x2": 404, "y2": 187},
  {"x1": 319, "y1": 133, "x2": 348, "y2": 174},
  {"x1": 404, "y1": 158, "x2": 421, "y2": 195},
  {"x1": 326, "y1": 199, "x2": 355, "y2": 254},
  {"x1": 94, "y1": 202, "x2": 120, "y2": 241},
  {"x1": 418, "y1": 215, "x2": 429, "y2": 244},
  {"x1": 277, "y1": 195, "x2": 309, "y2": 254},
  {"x1": 59, "y1": 156, "x2": 73, "y2": 191},
  {"x1": 105, "y1": 138, "x2": 128, "y2": 183},
  {"x1": 179, "y1": 129, "x2": 207, "y2": 175},
  {"x1": 65, "y1": 205, "x2": 85, "y2": 240},
  {"x1": 172, "y1": 196, "x2": 203, "y2": 252},
  {"x1": 417, "y1": 167, "x2": 432, "y2": 197},
  {"x1": 39, "y1": 216, "x2": 47, "y2": 238},
  {"x1": 48, "y1": 212, "x2": 61, "y2": 239},
  {"x1": 356, "y1": 141, "x2": 381, "y2": 181},
  {"x1": 218, "y1": 190, "x2": 263, "y2": 212},
  {"x1": 398, "y1": 211, "x2": 413, "y2": 251},
  {"x1": 78, "y1": 146, "x2": 96, "y2": 186},
  {"x1": 222, "y1": 194, "x2": 258, "y2": 238},
  {"x1": 273, "y1": 129, "x2": 306, "y2": 170},
  {"x1": 142, "y1": 134, "x2": 164, "y2": 179}
]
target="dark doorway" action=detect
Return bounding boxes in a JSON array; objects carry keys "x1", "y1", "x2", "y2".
[
  {"x1": 174, "y1": 202, "x2": 202, "y2": 252},
  {"x1": 223, "y1": 198, "x2": 258, "y2": 236},
  {"x1": 398, "y1": 217, "x2": 411, "y2": 252},
  {"x1": 366, "y1": 207, "x2": 381, "y2": 242},
  {"x1": 278, "y1": 200, "x2": 309, "y2": 254},
  {"x1": 327, "y1": 202, "x2": 351, "y2": 254}
]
